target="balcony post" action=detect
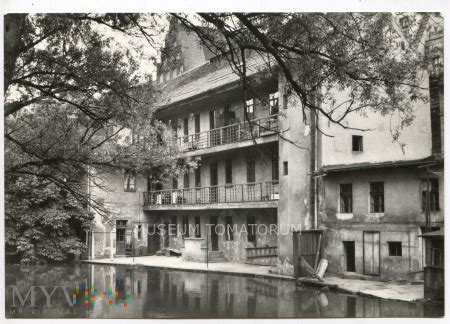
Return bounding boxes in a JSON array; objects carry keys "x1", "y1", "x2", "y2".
[{"x1": 260, "y1": 182, "x2": 263, "y2": 201}]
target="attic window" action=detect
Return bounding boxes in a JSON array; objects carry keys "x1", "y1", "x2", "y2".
[
  {"x1": 124, "y1": 175, "x2": 136, "y2": 192},
  {"x1": 399, "y1": 17, "x2": 410, "y2": 30},
  {"x1": 352, "y1": 135, "x2": 363, "y2": 152},
  {"x1": 269, "y1": 92, "x2": 279, "y2": 115}
]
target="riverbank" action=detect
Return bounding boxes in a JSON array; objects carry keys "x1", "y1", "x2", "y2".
[{"x1": 83, "y1": 256, "x2": 425, "y2": 302}]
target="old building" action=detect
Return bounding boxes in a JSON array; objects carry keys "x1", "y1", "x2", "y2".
[
  {"x1": 88, "y1": 14, "x2": 443, "y2": 281},
  {"x1": 318, "y1": 13, "x2": 444, "y2": 280},
  {"x1": 142, "y1": 21, "x2": 311, "y2": 269},
  {"x1": 88, "y1": 20, "x2": 312, "y2": 271}
]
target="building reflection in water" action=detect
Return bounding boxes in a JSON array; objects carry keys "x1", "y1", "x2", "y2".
[{"x1": 4, "y1": 263, "x2": 444, "y2": 319}]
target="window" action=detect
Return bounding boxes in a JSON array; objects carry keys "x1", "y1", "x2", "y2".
[
  {"x1": 388, "y1": 242, "x2": 402, "y2": 256},
  {"x1": 183, "y1": 117, "x2": 189, "y2": 142},
  {"x1": 194, "y1": 216, "x2": 201, "y2": 238},
  {"x1": 272, "y1": 153, "x2": 279, "y2": 181},
  {"x1": 184, "y1": 173, "x2": 190, "y2": 189},
  {"x1": 283, "y1": 161, "x2": 288, "y2": 176},
  {"x1": 170, "y1": 216, "x2": 178, "y2": 236},
  {"x1": 352, "y1": 135, "x2": 363, "y2": 152},
  {"x1": 172, "y1": 177, "x2": 178, "y2": 189},
  {"x1": 246, "y1": 157, "x2": 255, "y2": 183},
  {"x1": 124, "y1": 175, "x2": 136, "y2": 192},
  {"x1": 137, "y1": 225, "x2": 142, "y2": 240},
  {"x1": 422, "y1": 178, "x2": 440, "y2": 212},
  {"x1": 245, "y1": 99, "x2": 255, "y2": 120},
  {"x1": 116, "y1": 220, "x2": 128, "y2": 228},
  {"x1": 225, "y1": 160, "x2": 233, "y2": 184},
  {"x1": 171, "y1": 123, "x2": 178, "y2": 140},
  {"x1": 269, "y1": 92, "x2": 279, "y2": 115},
  {"x1": 246, "y1": 215, "x2": 256, "y2": 244},
  {"x1": 194, "y1": 114, "x2": 200, "y2": 140},
  {"x1": 225, "y1": 216, "x2": 234, "y2": 241},
  {"x1": 399, "y1": 16, "x2": 410, "y2": 29},
  {"x1": 182, "y1": 216, "x2": 190, "y2": 238},
  {"x1": 370, "y1": 182, "x2": 384, "y2": 213},
  {"x1": 340, "y1": 184, "x2": 353, "y2": 213},
  {"x1": 195, "y1": 167, "x2": 201, "y2": 187}
]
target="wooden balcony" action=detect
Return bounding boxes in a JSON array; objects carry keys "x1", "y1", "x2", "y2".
[
  {"x1": 177, "y1": 115, "x2": 279, "y2": 154},
  {"x1": 143, "y1": 181, "x2": 279, "y2": 210}
]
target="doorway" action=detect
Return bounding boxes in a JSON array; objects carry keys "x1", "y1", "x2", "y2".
[
  {"x1": 163, "y1": 222, "x2": 170, "y2": 248},
  {"x1": 343, "y1": 241, "x2": 356, "y2": 272},
  {"x1": 210, "y1": 162, "x2": 218, "y2": 203},
  {"x1": 116, "y1": 220, "x2": 128, "y2": 255},
  {"x1": 210, "y1": 215, "x2": 219, "y2": 251},
  {"x1": 363, "y1": 231, "x2": 380, "y2": 275},
  {"x1": 147, "y1": 224, "x2": 160, "y2": 255}
]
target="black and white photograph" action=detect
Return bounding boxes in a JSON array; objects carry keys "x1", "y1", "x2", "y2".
[{"x1": 1, "y1": 0, "x2": 447, "y2": 321}]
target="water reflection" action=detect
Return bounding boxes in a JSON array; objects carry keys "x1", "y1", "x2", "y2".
[{"x1": 5, "y1": 263, "x2": 443, "y2": 318}]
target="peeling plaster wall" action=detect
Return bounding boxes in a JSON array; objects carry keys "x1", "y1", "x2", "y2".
[
  {"x1": 90, "y1": 172, "x2": 148, "y2": 258},
  {"x1": 153, "y1": 208, "x2": 278, "y2": 263},
  {"x1": 320, "y1": 167, "x2": 444, "y2": 279}
]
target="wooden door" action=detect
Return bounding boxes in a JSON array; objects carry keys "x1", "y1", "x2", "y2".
[
  {"x1": 363, "y1": 231, "x2": 380, "y2": 275},
  {"x1": 210, "y1": 215, "x2": 219, "y2": 251},
  {"x1": 116, "y1": 220, "x2": 128, "y2": 255},
  {"x1": 116, "y1": 228, "x2": 126, "y2": 254},
  {"x1": 210, "y1": 162, "x2": 218, "y2": 203}
]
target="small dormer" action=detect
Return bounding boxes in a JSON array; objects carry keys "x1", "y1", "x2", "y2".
[{"x1": 156, "y1": 18, "x2": 216, "y2": 84}]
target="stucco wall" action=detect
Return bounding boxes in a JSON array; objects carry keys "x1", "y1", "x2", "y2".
[
  {"x1": 320, "y1": 167, "x2": 444, "y2": 224},
  {"x1": 277, "y1": 81, "x2": 313, "y2": 271},
  {"x1": 320, "y1": 71, "x2": 432, "y2": 166},
  {"x1": 320, "y1": 167, "x2": 444, "y2": 279},
  {"x1": 90, "y1": 172, "x2": 148, "y2": 257}
]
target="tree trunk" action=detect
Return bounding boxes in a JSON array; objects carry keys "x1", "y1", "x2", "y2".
[{"x1": 4, "y1": 14, "x2": 26, "y2": 95}]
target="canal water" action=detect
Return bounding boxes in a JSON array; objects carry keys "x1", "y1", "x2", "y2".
[{"x1": 5, "y1": 263, "x2": 443, "y2": 318}]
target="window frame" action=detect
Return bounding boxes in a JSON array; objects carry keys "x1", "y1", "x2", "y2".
[
  {"x1": 339, "y1": 183, "x2": 353, "y2": 214},
  {"x1": 183, "y1": 173, "x2": 190, "y2": 189},
  {"x1": 422, "y1": 178, "x2": 440, "y2": 212},
  {"x1": 283, "y1": 161, "x2": 288, "y2": 176},
  {"x1": 388, "y1": 241, "x2": 402, "y2": 257},
  {"x1": 269, "y1": 92, "x2": 279, "y2": 116},
  {"x1": 246, "y1": 157, "x2": 256, "y2": 183},
  {"x1": 225, "y1": 159, "x2": 233, "y2": 185},
  {"x1": 369, "y1": 182, "x2": 385, "y2": 213},
  {"x1": 352, "y1": 135, "x2": 363, "y2": 152},
  {"x1": 245, "y1": 99, "x2": 255, "y2": 120},
  {"x1": 137, "y1": 224, "x2": 142, "y2": 240},
  {"x1": 124, "y1": 175, "x2": 136, "y2": 192}
]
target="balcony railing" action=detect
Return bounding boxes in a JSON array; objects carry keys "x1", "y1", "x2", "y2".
[
  {"x1": 246, "y1": 246, "x2": 278, "y2": 259},
  {"x1": 178, "y1": 115, "x2": 279, "y2": 152},
  {"x1": 143, "y1": 181, "x2": 279, "y2": 206}
]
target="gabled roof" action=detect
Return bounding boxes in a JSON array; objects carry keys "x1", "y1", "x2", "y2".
[{"x1": 155, "y1": 53, "x2": 269, "y2": 109}]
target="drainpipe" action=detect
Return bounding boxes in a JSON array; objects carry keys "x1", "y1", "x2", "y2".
[
  {"x1": 426, "y1": 166, "x2": 431, "y2": 231},
  {"x1": 312, "y1": 113, "x2": 318, "y2": 229}
]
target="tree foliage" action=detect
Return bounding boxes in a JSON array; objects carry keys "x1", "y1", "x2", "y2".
[
  {"x1": 4, "y1": 13, "x2": 186, "y2": 262},
  {"x1": 173, "y1": 13, "x2": 434, "y2": 131}
]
